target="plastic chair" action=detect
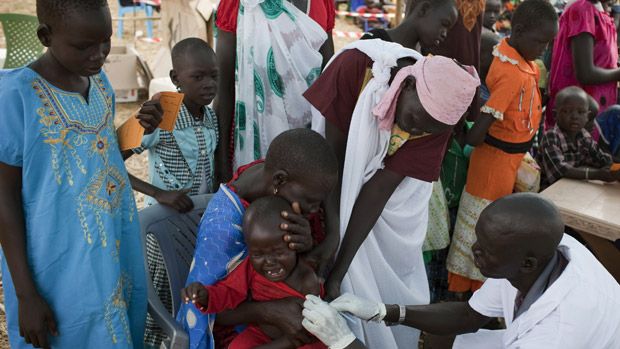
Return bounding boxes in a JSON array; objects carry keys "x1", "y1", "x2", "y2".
[
  {"x1": 139, "y1": 194, "x2": 213, "y2": 349},
  {"x1": 0, "y1": 13, "x2": 44, "y2": 69},
  {"x1": 117, "y1": 0, "x2": 154, "y2": 38}
]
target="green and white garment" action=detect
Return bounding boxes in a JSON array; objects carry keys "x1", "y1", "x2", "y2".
[{"x1": 234, "y1": 0, "x2": 327, "y2": 168}]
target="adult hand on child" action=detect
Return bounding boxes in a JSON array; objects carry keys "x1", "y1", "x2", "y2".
[
  {"x1": 18, "y1": 293, "x2": 58, "y2": 349},
  {"x1": 181, "y1": 282, "x2": 208, "y2": 306},
  {"x1": 302, "y1": 295, "x2": 357, "y2": 349},
  {"x1": 137, "y1": 99, "x2": 163, "y2": 134},
  {"x1": 154, "y1": 189, "x2": 194, "y2": 212},
  {"x1": 281, "y1": 202, "x2": 313, "y2": 252},
  {"x1": 260, "y1": 297, "x2": 316, "y2": 345},
  {"x1": 330, "y1": 293, "x2": 387, "y2": 323}
]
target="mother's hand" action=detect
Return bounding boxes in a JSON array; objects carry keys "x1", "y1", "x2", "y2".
[{"x1": 280, "y1": 202, "x2": 313, "y2": 252}]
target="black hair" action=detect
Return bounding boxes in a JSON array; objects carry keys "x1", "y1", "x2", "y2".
[
  {"x1": 555, "y1": 86, "x2": 589, "y2": 106},
  {"x1": 511, "y1": 0, "x2": 558, "y2": 32},
  {"x1": 243, "y1": 196, "x2": 291, "y2": 239},
  {"x1": 37, "y1": 0, "x2": 108, "y2": 25},
  {"x1": 265, "y1": 128, "x2": 338, "y2": 191},
  {"x1": 171, "y1": 37, "x2": 215, "y2": 69},
  {"x1": 409, "y1": 0, "x2": 455, "y2": 9}
]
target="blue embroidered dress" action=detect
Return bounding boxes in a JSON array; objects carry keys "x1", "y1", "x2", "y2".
[{"x1": 0, "y1": 68, "x2": 147, "y2": 349}]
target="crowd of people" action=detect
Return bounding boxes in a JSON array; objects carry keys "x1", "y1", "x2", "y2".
[{"x1": 0, "y1": 0, "x2": 620, "y2": 348}]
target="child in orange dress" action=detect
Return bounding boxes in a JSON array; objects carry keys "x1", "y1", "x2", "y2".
[{"x1": 446, "y1": 0, "x2": 559, "y2": 294}]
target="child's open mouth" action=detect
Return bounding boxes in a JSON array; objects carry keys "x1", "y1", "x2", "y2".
[{"x1": 264, "y1": 267, "x2": 286, "y2": 279}]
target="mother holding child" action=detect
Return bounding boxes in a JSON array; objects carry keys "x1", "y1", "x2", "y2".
[{"x1": 179, "y1": 0, "x2": 480, "y2": 348}]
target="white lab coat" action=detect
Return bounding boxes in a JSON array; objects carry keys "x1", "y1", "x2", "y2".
[{"x1": 459, "y1": 234, "x2": 620, "y2": 349}]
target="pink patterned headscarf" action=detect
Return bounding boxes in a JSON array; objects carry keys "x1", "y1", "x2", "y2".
[{"x1": 373, "y1": 55, "x2": 480, "y2": 130}]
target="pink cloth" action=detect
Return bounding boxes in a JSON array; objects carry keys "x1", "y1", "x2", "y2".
[
  {"x1": 373, "y1": 55, "x2": 480, "y2": 129},
  {"x1": 547, "y1": 0, "x2": 618, "y2": 128}
]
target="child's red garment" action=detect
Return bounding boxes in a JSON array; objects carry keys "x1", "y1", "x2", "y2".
[{"x1": 199, "y1": 258, "x2": 326, "y2": 349}]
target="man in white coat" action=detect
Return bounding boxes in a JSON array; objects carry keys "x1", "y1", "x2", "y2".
[{"x1": 301, "y1": 193, "x2": 620, "y2": 349}]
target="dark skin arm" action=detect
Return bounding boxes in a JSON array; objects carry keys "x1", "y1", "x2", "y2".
[
  {"x1": 0, "y1": 163, "x2": 58, "y2": 348},
  {"x1": 319, "y1": 33, "x2": 335, "y2": 68},
  {"x1": 213, "y1": 30, "x2": 236, "y2": 183},
  {"x1": 121, "y1": 151, "x2": 194, "y2": 213},
  {"x1": 466, "y1": 113, "x2": 496, "y2": 146},
  {"x1": 323, "y1": 122, "x2": 404, "y2": 300},
  {"x1": 563, "y1": 167, "x2": 620, "y2": 182},
  {"x1": 215, "y1": 298, "x2": 316, "y2": 345},
  {"x1": 572, "y1": 33, "x2": 620, "y2": 85},
  {"x1": 325, "y1": 168, "x2": 404, "y2": 300},
  {"x1": 384, "y1": 302, "x2": 491, "y2": 336}
]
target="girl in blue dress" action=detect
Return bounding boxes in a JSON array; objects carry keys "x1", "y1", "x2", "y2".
[{"x1": 0, "y1": 1, "x2": 161, "y2": 348}]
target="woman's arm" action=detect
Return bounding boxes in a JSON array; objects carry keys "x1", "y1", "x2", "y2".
[
  {"x1": 216, "y1": 298, "x2": 316, "y2": 345},
  {"x1": 572, "y1": 33, "x2": 620, "y2": 85},
  {"x1": 214, "y1": 30, "x2": 237, "y2": 183},
  {"x1": 319, "y1": 33, "x2": 335, "y2": 68},
  {"x1": 325, "y1": 168, "x2": 404, "y2": 300},
  {"x1": 466, "y1": 113, "x2": 496, "y2": 146}
]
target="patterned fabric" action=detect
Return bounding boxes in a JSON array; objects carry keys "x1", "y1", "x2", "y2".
[
  {"x1": 233, "y1": 0, "x2": 327, "y2": 168},
  {"x1": 0, "y1": 68, "x2": 146, "y2": 348},
  {"x1": 538, "y1": 125, "x2": 613, "y2": 188},
  {"x1": 446, "y1": 191, "x2": 491, "y2": 283},
  {"x1": 423, "y1": 181, "x2": 451, "y2": 252},
  {"x1": 134, "y1": 104, "x2": 219, "y2": 206},
  {"x1": 457, "y1": 0, "x2": 485, "y2": 32},
  {"x1": 176, "y1": 184, "x2": 248, "y2": 349},
  {"x1": 548, "y1": 0, "x2": 618, "y2": 127}
]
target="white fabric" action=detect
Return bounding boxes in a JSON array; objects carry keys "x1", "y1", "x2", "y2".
[
  {"x1": 234, "y1": 0, "x2": 326, "y2": 168},
  {"x1": 302, "y1": 295, "x2": 357, "y2": 349},
  {"x1": 330, "y1": 293, "x2": 387, "y2": 322},
  {"x1": 452, "y1": 329, "x2": 505, "y2": 349},
  {"x1": 467, "y1": 234, "x2": 620, "y2": 349},
  {"x1": 313, "y1": 40, "x2": 430, "y2": 348}
]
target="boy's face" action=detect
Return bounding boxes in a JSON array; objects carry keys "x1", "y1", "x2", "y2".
[
  {"x1": 172, "y1": 53, "x2": 218, "y2": 106},
  {"x1": 394, "y1": 85, "x2": 452, "y2": 137},
  {"x1": 247, "y1": 227, "x2": 297, "y2": 282},
  {"x1": 556, "y1": 94, "x2": 590, "y2": 134},
  {"x1": 512, "y1": 20, "x2": 558, "y2": 61},
  {"x1": 483, "y1": 0, "x2": 501, "y2": 30},
  {"x1": 43, "y1": 7, "x2": 112, "y2": 77},
  {"x1": 416, "y1": 1, "x2": 459, "y2": 48}
]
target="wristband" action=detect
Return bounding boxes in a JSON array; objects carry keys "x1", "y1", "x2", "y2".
[{"x1": 385, "y1": 305, "x2": 406, "y2": 326}]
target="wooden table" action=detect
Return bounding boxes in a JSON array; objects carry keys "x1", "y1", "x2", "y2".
[{"x1": 541, "y1": 179, "x2": 620, "y2": 282}]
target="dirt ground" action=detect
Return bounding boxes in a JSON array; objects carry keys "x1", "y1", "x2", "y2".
[{"x1": 0, "y1": 0, "x2": 360, "y2": 347}]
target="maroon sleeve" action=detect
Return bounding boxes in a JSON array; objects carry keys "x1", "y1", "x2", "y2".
[
  {"x1": 205, "y1": 258, "x2": 251, "y2": 314},
  {"x1": 304, "y1": 49, "x2": 372, "y2": 134},
  {"x1": 384, "y1": 131, "x2": 452, "y2": 182},
  {"x1": 215, "y1": 0, "x2": 240, "y2": 33}
]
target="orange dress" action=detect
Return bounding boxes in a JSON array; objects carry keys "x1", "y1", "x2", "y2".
[{"x1": 446, "y1": 39, "x2": 542, "y2": 292}]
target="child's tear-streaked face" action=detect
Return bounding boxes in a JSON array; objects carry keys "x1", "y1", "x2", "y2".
[
  {"x1": 247, "y1": 226, "x2": 297, "y2": 282},
  {"x1": 45, "y1": 7, "x2": 112, "y2": 77}
]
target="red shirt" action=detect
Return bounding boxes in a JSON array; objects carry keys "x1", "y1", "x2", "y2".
[
  {"x1": 216, "y1": 0, "x2": 335, "y2": 33},
  {"x1": 202, "y1": 258, "x2": 327, "y2": 348},
  {"x1": 303, "y1": 49, "x2": 451, "y2": 182}
]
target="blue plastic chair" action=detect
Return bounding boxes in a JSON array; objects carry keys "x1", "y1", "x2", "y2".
[
  {"x1": 139, "y1": 194, "x2": 213, "y2": 349},
  {"x1": 117, "y1": 0, "x2": 154, "y2": 38}
]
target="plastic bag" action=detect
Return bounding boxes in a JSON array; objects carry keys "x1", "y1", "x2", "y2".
[{"x1": 514, "y1": 152, "x2": 541, "y2": 193}]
